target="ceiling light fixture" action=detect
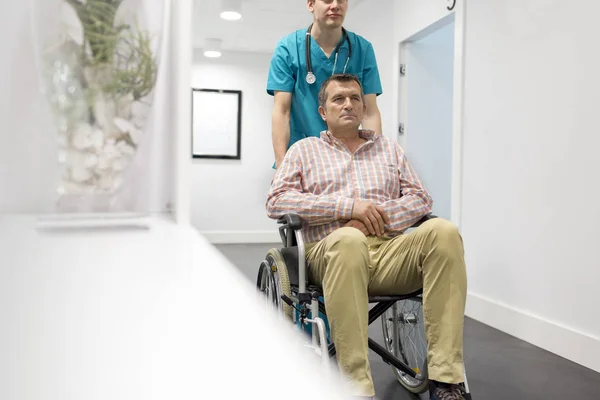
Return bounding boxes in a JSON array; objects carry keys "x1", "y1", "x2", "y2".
[
  {"x1": 220, "y1": 0, "x2": 242, "y2": 21},
  {"x1": 203, "y1": 38, "x2": 222, "y2": 58}
]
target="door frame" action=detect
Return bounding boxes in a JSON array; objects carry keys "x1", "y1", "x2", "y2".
[{"x1": 392, "y1": 1, "x2": 466, "y2": 229}]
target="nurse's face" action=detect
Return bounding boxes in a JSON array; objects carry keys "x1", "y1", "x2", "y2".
[
  {"x1": 307, "y1": 0, "x2": 348, "y2": 29},
  {"x1": 319, "y1": 80, "x2": 365, "y2": 131}
]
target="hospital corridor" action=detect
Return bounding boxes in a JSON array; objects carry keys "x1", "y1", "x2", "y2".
[{"x1": 1, "y1": 1, "x2": 599, "y2": 400}]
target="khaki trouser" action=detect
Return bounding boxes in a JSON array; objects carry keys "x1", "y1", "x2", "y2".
[{"x1": 305, "y1": 218, "x2": 467, "y2": 397}]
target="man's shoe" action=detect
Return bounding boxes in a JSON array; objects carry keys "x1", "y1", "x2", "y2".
[{"x1": 429, "y1": 381, "x2": 465, "y2": 400}]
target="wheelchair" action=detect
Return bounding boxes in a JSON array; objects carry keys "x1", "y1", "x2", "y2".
[{"x1": 256, "y1": 213, "x2": 472, "y2": 398}]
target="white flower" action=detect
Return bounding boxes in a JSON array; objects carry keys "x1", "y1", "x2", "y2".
[
  {"x1": 96, "y1": 152, "x2": 111, "y2": 171},
  {"x1": 90, "y1": 127, "x2": 104, "y2": 150},
  {"x1": 115, "y1": 138, "x2": 136, "y2": 156},
  {"x1": 84, "y1": 153, "x2": 98, "y2": 168},
  {"x1": 70, "y1": 164, "x2": 92, "y2": 182},
  {"x1": 66, "y1": 149, "x2": 87, "y2": 167},
  {"x1": 112, "y1": 157, "x2": 126, "y2": 172},
  {"x1": 72, "y1": 124, "x2": 93, "y2": 150},
  {"x1": 96, "y1": 142, "x2": 118, "y2": 171}
]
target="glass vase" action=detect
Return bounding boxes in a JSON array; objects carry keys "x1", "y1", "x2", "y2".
[{"x1": 30, "y1": 0, "x2": 165, "y2": 221}]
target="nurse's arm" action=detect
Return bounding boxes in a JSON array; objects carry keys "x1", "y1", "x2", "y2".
[
  {"x1": 361, "y1": 93, "x2": 382, "y2": 134},
  {"x1": 272, "y1": 91, "x2": 292, "y2": 169}
]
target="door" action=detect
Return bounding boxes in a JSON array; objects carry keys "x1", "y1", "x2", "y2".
[{"x1": 398, "y1": 14, "x2": 456, "y2": 221}]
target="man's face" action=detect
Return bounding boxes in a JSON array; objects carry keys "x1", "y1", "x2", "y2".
[
  {"x1": 307, "y1": 0, "x2": 348, "y2": 29},
  {"x1": 319, "y1": 80, "x2": 365, "y2": 131}
]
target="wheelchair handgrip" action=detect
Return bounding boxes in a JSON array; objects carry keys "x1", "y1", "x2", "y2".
[{"x1": 277, "y1": 213, "x2": 303, "y2": 230}]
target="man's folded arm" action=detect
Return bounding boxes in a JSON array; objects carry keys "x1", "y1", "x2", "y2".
[
  {"x1": 381, "y1": 144, "x2": 434, "y2": 233},
  {"x1": 266, "y1": 149, "x2": 354, "y2": 225}
]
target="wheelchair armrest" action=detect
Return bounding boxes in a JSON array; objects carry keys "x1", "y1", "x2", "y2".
[
  {"x1": 277, "y1": 213, "x2": 303, "y2": 230},
  {"x1": 277, "y1": 214, "x2": 304, "y2": 248},
  {"x1": 278, "y1": 212, "x2": 433, "y2": 234},
  {"x1": 410, "y1": 214, "x2": 437, "y2": 228}
]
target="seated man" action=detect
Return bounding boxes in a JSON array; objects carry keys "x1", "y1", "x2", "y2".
[{"x1": 265, "y1": 73, "x2": 467, "y2": 400}]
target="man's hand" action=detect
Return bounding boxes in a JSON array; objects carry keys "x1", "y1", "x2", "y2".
[
  {"x1": 351, "y1": 200, "x2": 390, "y2": 237},
  {"x1": 343, "y1": 219, "x2": 370, "y2": 236}
]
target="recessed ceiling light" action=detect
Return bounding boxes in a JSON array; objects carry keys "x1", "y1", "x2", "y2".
[
  {"x1": 220, "y1": 11, "x2": 241, "y2": 21},
  {"x1": 220, "y1": 0, "x2": 242, "y2": 21},
  {"x1": 204, "y1": 38, "x2": 222, "y2": 58},
  {"x1": 203, "y1": 50, "x2": 222, "y2": 58}
]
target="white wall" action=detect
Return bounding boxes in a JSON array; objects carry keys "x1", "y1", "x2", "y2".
[
  {"x1": 461, "y1": 0, "x2": 600, "y2": 372},
  {"x1": 394, "y1": 0, "x2": 454, "y2": 43},
  {"x1": 190, "y1": 50, "x2": 279, "y2": 243},
  {"x1": 0, "y1": 0, "x2": 174, "y2": 215},
  {"x1": 404, "y1": 19, "x2": 455, "y2": 220},
  {"x1": 345, "y1": 0, "x2": 395, "y2": 140}
]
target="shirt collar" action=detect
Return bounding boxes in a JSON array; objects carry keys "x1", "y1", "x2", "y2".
[{"x1": 320, "y1": 129, "x2": 378, "y2": 145}]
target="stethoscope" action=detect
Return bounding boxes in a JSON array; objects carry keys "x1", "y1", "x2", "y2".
[{"x1": 305, "y1": 23, "x2": 353, "y2": 84}]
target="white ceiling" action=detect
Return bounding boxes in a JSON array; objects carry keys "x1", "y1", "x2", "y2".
[
  {"x1": 192, "y1": 0, "x2": 313, "y2": 54},
  {"x1": 192, "y1": 0, "x2": 366, "y2": 54}
]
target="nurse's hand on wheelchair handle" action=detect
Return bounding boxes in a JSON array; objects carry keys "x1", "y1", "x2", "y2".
[{"x1": 351, "y1": 200, "x2": 390, "y2": 237}]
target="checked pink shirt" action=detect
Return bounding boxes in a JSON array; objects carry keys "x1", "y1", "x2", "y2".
[{"x1": 266, "y1": 130, "x2": 433, "y2": 244}]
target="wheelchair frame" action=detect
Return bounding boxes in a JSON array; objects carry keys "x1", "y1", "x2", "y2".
[
  {"x1": 259, "y1": 213, "x2": 472, "y2": 399},
  {"x1": 275, "y1": 214, "x2": 430, "y2": 379}
]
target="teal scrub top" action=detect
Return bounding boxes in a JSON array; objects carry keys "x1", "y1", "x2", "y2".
[{"x1": 266, "y1": 28, "x2": 383, "y2": 156}]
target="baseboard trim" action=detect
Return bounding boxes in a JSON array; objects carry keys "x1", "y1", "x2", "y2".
[
  {"x1": 200, "y1": 231, "x2": 281, "y2": 244},
  {"x1": 466, "y1": 292, "x2": 600, "y2": 373}
]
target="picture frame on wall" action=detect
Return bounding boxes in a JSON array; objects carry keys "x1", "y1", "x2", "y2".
[{"x1": 191, "y1": 88, "x2": 242, "y2": 160}]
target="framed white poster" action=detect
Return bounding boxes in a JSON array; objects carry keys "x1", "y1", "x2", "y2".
[{"x1": 191, "y1": 88, "x2": 242, "y2": 159}]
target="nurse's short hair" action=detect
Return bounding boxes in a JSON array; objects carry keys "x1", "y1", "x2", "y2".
[{"x1": 318, "y1": 73, "x2": 364, "y2": 108}]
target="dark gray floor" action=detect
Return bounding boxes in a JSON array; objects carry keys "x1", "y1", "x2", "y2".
[{"x1": 215, "y1": 243, "x2": 600, "y2": 399}]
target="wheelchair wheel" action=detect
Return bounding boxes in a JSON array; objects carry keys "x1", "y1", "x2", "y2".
[
  {"x1": 381, "y1": 297, "x2": 429, "y2": 394},
  {"x1": 256, "y1": 248, "x2": 292, "y2": 319}
]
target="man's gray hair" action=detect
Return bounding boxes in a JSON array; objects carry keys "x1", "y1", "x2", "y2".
[{"x1": 318, "y1": 73, "x2": 365, "y2": 108}]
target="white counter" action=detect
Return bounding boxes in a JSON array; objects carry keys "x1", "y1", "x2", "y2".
[{"x1": 0, "y1": 215, "x2": 349, "y2": 400}]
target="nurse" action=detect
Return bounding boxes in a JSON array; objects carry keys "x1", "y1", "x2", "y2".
[{"x1": 266, "y1": 0, "x2": 383, "y2": 169}]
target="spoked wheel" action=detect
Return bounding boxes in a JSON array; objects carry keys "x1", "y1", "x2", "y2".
[
  {"x1": 381, "y1": 297, "x2": 429, "y2": 394},
  {"x1": 256, "y1": 248, "x2": 292, "y2": 319}
]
